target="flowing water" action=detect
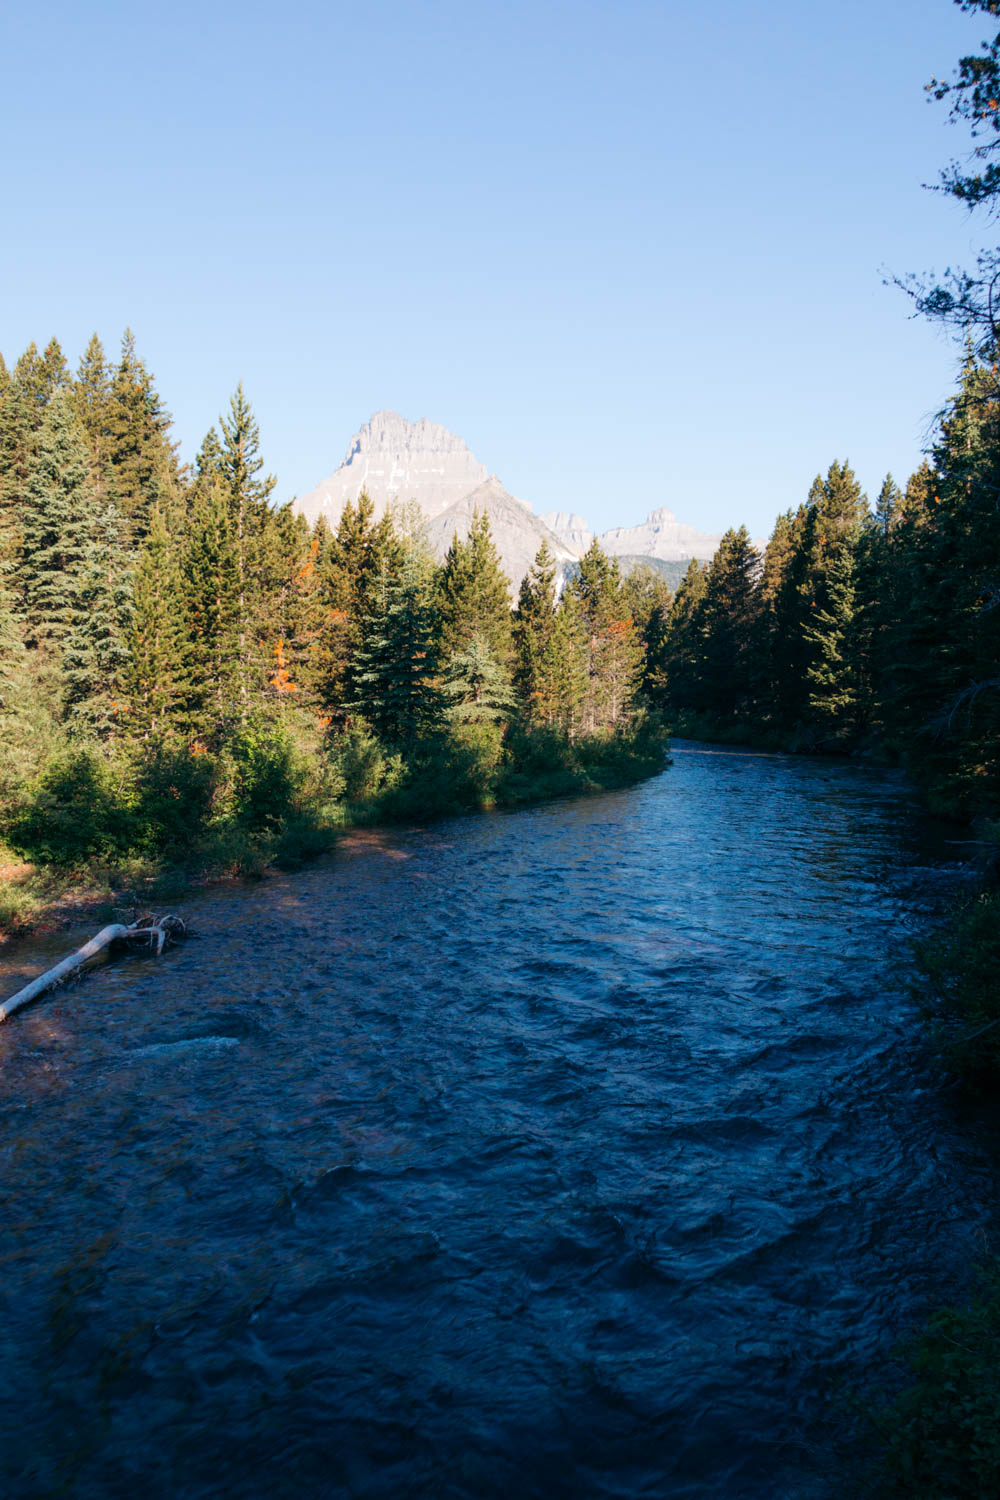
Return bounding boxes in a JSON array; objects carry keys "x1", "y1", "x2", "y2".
[{"x1": 1, "y1": 743, "x2": 995, "y2": 1499}]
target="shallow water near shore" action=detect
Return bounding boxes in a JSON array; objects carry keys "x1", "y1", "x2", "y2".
[{"x1": 0, "y1": 742, "x2": 994, "y2": 1498}]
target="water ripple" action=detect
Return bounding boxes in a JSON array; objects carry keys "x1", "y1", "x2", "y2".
[{"x1": 0, "y1": 742, "x2": 993, "y2": 1499}]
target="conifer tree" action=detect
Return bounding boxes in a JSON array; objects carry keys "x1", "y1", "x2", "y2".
[
  {"x1": 72, "y1": 334, "x2": 114, "y2": 481},
  {"x1": 874, "y1": 473, "x2": 903, "y2": 535},
  {"x1": 0, "y1": 341, "x2": 70, "y2": 585},
  {"x1": 348, "y1": 551, "x2": 443, "y2": 750},
  {"x1": 214, "y1": 383, "x2": 278, "y2": 702},
  {"x1": 441, "y1": 635, "x2": 517, "y2": 723},
  {"x1": 127, "y1": 504, "x2": 191, "y2": 738},
  {"x1": 62, "y1": 501, "x2": 133, "y2": 739},
  {"x1": 438, "y1": 510, "x2": 513, "y2": 663},
  {"x1": 698, "y1": 526, "x2": 761, "y2": 720},
  {"x1": 537, "y1": 591, "x2": 589, "y2": 736},
  {"x1": 105, "y1": 329, "x2": 179, "y2": 542},
  {"x1": 21, "y1": 389, "x2": 100, "y2": 655},
  {"x1": 661, "y1": 558, "x2": 708, "y2": 714},
  {"x1": 183, "y1": 479, "x2": 241, "y2": 737},
  {"x1": 513, "y1": 539, "x2": 557, "y2": 716},
  {"x1": 0, "y1": 582, "x2": 50, "y2": 803},
  {"x1": 194, "y1": 425, "x2": 224, "y2": 494},
  {"x1": 803, "y1": 538, "x2": 861, "y2": 741},
  {"x1": 318, "y1": 496, "x2": 404, "y2": 718},
  {"x1": 797, "y1": 460, "x2": 869, "y2": 739},
  {"x1": 621, "y1": 564, "x2": 674, "y2": 702},
  {"x1": 570, "y1": 540, "x2": 642, "y2": 731}
]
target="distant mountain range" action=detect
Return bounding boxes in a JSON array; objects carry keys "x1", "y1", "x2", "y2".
[{"x1": 296, "y1": 411, "x2": 723, "y2": 592}]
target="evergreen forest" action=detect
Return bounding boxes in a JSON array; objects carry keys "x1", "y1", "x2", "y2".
[{"x1": 0, "y1": 334, "x2": 667, "y2": 917}]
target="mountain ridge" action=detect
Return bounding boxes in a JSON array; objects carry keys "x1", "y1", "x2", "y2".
[{"x1": 295, "y1": 411, "x2": 724, "y2": 591}]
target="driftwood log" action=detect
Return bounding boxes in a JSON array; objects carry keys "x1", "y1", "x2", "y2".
[{"x1": 0, "y1": 915, "x2": 186, "y2": 1024}]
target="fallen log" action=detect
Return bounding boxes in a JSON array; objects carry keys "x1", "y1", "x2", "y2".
[{"x1": 0, "y1": 915, "x2": 186, "y2": 1024}]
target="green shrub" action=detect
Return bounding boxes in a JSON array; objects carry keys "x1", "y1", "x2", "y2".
[
  {"x1": 329, "y1": 720, "x2": 396, "y2": 802},
  {"x1": 918, "y1": 888, "x2": 1000, "y2": 1086},
  {"x1": 217, "y1": 721, "x2": 304, "y2": 835},
  {"x1": 868, "y1": 1266, "x2": 1000, "y2": 1495},
  {"x1": 132, "y1": 742, "x2": 217, "y2": 854},
  {"x1": 7, "y1": 750, "x2": 138, "y2": 865}
]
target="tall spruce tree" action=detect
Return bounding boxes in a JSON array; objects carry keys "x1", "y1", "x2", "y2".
[
  {"x1": 441, "y1": 635, "x2": 517, "y2": 723},
  {"x1": 62, "y1": 501, "x2": 133, "y2": 739},
  {"x1": 21, "y1": 389, "x2": 100, "y2": 656},
  {"x1": 215, "y1": 382, "x2": 278, "y2": 702},
  {"x1": 513, "y1": 539, "x2": 558, "y2": 717},
  {"x1": 538, "y1": 591, "x2": 589, "y2": 737},
  {"x1": 72, "y1": 334, "x2": 114, "y2": 482},
  {"x1": 570, "y1": 540, "x2": 642, "y2": 731},
  {"x1": 438, "y1": 510, "x2": 513, "y2": 663},
  {"x1": 105, "y1": 329, "x2": 179, "y2": 542},
  {"x1": 183, "y1": 479, "x2": 241, "y2": 738},
  {"x1": 0, "y1": 340, "x2": 70, "y2": 589},
  {"x1": 661, "y1": 558, "x2": 708, "y2": 714},
  {"x1": 127, "y1": 504, "x2": 191, "y2": 738},
  {"x1": 698, "y1": 526, "x2": 761, "y2": 720},
  {"x1": 798, "y1": 461, "x2": 870, "y2": 740},
  {"x1": 348, "y1": 551, "x2": 443, "y2": 750}
]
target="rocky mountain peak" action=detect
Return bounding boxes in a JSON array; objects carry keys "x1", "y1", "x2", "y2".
[{"x1": 298, "y1": 410, "x2": 489, "y2": 527}]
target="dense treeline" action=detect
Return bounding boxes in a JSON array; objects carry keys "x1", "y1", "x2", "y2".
[
  {"x1": 0, "y1": 332, "x2": 668, "y2": 895},
  {"x1": 654, "y1": 355, "x2": 1000, "y2": 820}
]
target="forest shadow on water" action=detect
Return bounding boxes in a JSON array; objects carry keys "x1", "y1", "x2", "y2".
[{"x1": 0, "y1": 743, "x2": 995, "y2": 1499}]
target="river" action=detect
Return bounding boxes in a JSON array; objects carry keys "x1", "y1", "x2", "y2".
[{"x1": 0, "y1": 742, "x2": 995, "y2": 1498}]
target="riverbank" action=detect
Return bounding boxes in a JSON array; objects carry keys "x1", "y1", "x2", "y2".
[{"x1": 0, "y1": 722, "x2": 668, "y2": 947}]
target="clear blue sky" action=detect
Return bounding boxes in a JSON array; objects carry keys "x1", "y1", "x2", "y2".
[{"x1": 0, "y1": 0, "x2": 989, "y2": 539}]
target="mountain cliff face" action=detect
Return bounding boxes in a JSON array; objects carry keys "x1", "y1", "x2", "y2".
[
  {"x1": 295, "y1": 413, "x2": 724, "y2": 592},
  {"x1": 600, "y1": 507, "x2": 722, "y2": 562},
  {"x1": 297, "y1": 410, "x2": 488, "y2": 527},
  {"x1": 540, "y1": 512, "x2": 594, "y2": 555},
  {"x1": 425, "y1": 477, "x2": 576, "y2": 597}
]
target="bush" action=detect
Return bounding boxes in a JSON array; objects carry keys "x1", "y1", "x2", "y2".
[
  {"x1": 329, "y1": 721, "x2": 399, "y2": 803},
  {"x1": 868, "y1": 1266, "x2": 1000, "y2": 1495},
  {"x1": 918, "y1": 887, "x2": 1000, "y2": 1086},
  {"x1": 217, "y1": 721, "x2": 304, "y2": 835},
  {"x1": 7, "y1": 749, "x2": 138, "y2": 865},
  {"x1": 132, "y1": 742, "x2": 217, "y2": 855}
]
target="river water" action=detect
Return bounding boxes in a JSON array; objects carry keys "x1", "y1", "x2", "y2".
[{"x1": 0, "y1": 743, "x2": 995, "y2": 1499}]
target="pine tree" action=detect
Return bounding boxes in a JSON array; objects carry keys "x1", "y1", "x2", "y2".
[
  {"x1": 442, "y1": 635, "x2": 517, "y2": 723},
  {"x1": 438, "y1": 510, "x2": 513, "y2": 663},
  {"x1": 621, "y1": 564, "x2": 673, "y2": 702},
  {"x1": 127, "y1": 504, "x2": 191, "y2": 738},
  {"x1": 194, "y1": 425, "x2": 224, "y2": 495},
  {"x1": 0, "y1": 340, "x2": 70, "y2": 590},
  {"x1": 661, "y1": 558, "x2": 708, "y2": 714},
  {"x1": 105, "y1": 329, "x2": 179, "y2": 542},
  {"x1": 513, "y1": 539, "x2": 557, "y2": 717},
  {"x1": 214, "y1": 383, "x2": 278, "y2": 703},
  {"x1": 0, "y1": 581, "x2": 51, "y2": 803},
  {"x1": 537, "y1": 591, "x2": 589, "y2": 737},
  {"x1": 797, "y1": 461, "x2": 870, "y2": 740},
  {"x1": 803, "y1": 538, "x2": 861, "y2": 741},
  {"x1": 698, "y1": 526, "x2": 761, "y2": 720},
  {"x1": 72, "y1": 334, "x2": 114, "y2": 481},
  {"x1": 183, "y1": 479, "x2": 241, "y2": 738},
  {"x1": 348, "y1": 551, "x2": 444, "y2": 750},
  {"x1": 317, "y1": 496, "x2": 404, "y2": 719},
  {"x1": 874, "y1": 473, "x2": 903, "y2": 536},
  {"x1": 62, "y1": 501, "x2": 133, "y2": 739},
  {"x1": 21, "y1": 389, "x2": 100, "y2": 655},
  {"x1": 570, "y1": 539, "x2": 642, "y2": 731}
]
